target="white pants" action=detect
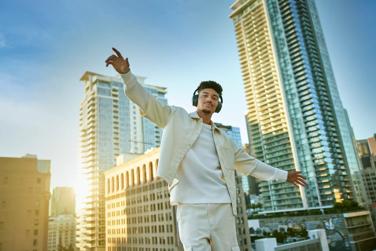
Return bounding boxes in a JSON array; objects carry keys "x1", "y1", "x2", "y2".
[{"x1": 176, "y1": 203, "x2": 240, "y2": 251}]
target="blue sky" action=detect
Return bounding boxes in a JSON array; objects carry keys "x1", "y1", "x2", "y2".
[{"x1": 1, "y1": 0, "x2": 375, "y2": 191}]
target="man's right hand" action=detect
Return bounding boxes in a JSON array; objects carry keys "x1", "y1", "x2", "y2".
[{"x1": 105, "y1": 48, "x2": 130, "y2": 74}]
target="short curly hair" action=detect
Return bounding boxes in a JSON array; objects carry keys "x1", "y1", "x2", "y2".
[{"x1": 196, "y1": 80, "x2": 223, "y2": 96}]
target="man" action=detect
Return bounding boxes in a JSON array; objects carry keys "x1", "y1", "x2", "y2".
[{"x1": 106, "y1": 48, "x2": 306, "y2": 251}]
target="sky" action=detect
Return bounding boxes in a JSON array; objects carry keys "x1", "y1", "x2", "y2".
[{"x1": 1, "y1": 0, "x2": 375, "y2": 195}]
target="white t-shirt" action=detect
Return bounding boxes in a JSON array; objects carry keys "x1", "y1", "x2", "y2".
[{"x1": 170, "y1": 123, "x2": 231, "y2": 204}]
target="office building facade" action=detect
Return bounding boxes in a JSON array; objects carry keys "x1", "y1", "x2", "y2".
[
  {"x1": 357, "y1": 135, "x2": 376, "y2": 203},
  {"x1": 0, "y1": 155, "x2": 51, "y2": 251}
]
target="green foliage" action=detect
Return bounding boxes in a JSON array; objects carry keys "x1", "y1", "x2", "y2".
[
  {"x1": 249, "y1": 227, "x2": 255, "y2": 234},
  {"x1": 331, "y1": 199, "x2": 361, "y2": 212},
  {"x1": 272, "y1": 229, "x2": 287, "y2": 243},
  {"x1": 247, "y1": 202, "x2": 263, "y2": 210},
  {"x1": 286, "y1": 227, "x2": 308, "y2": 238}
]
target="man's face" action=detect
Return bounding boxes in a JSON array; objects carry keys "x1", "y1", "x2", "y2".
[{"x1": 196, "y1": 88, "x2": 220, "y2": 114}]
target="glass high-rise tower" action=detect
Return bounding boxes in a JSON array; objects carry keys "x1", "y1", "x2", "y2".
[
  {"x1": 230, "y1": 0, "x2": 365, "y2": 212},
  {"x1": 79, "y1": 71, "x2": 167, "y2": 250}
]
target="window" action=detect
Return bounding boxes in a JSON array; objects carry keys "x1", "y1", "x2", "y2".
[
  {"x1": 112, "y1": 177, "x2": 115, "y2": 192},
  {"x1": 142, "y1": 165, "x2": 147, "y2": 183},
  {"x1": 107, "y1": 179, "x2": 110, "y2": 193},
  {"x1": 149, "y1": 162, "x2": 154, "y2": 181}
]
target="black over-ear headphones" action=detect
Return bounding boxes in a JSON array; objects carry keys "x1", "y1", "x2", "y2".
[{"x1": 192, "y1": 87, "x2": 223, "y2": 113}]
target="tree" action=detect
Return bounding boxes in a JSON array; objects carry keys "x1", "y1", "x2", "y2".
[
  {"x1": 249, "y1": 227, "x2": 255, "y2": 234},
  {"x1": 272, "y1": 229, "x2": 286, "y2": 243},
  {"x1": 333, "y1": 199, "x2": 360, "y2": 212}
]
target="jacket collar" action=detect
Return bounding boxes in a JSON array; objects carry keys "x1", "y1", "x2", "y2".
[{"x1": 189, "y1": 111, "x2": 221, "y2": 133}]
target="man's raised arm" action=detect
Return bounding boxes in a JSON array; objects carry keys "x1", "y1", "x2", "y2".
[{"x1": 106, "y1": 48, "x2": 172, "y2": 128}]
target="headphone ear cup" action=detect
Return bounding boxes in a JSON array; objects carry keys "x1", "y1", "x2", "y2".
[
  {"x1": 192, "y1": 94, "x2": 198, "y2": 107},
  {"x1": 215, "y1": 102, "x2": 222, "y2": 113}
]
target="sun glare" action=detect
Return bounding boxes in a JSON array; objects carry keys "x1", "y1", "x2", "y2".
[{"x1": 74, "y1": 171, "x2": 89, "y2": 213}]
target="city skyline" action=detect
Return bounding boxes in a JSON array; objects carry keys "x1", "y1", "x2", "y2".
[{"x1": 0, "y1": 0, "x2": 375, "y2": 193}]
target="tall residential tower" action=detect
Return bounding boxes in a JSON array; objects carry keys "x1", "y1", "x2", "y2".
[
  {"x1": 230, "y1": 0, "x2": 364, "y2": 212},
  {"x1": 79, "y1": 71, "x2": 167, "y2": 250}
]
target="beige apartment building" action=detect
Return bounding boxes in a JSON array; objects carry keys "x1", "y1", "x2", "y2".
[
  {"x1": 104, "y1": 148, "x2": 251, "y2": 251},
  {"x1": 104, "y1": 148, "x2": 179, "y2": 251},
  {"x1": 0, "y1": 155, "x2": 51, "y2": 251}
]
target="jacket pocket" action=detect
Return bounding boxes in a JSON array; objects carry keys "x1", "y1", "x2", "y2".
[{"x1": 168, "y1": 178, "x2": 179, "y2": 192}]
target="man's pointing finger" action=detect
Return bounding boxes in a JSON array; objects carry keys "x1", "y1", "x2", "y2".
[{"x1": 112, "y1": 47, "x2": 124, "y2": 59}]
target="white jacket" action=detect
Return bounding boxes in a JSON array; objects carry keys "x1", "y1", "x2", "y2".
[{"x1": 121, "y1": 71, "x2": 287, "y2": 215}]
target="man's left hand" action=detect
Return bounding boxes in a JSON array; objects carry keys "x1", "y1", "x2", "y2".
[{"x1": 287, "y1": 170, "x2": 307, "y2": 187}]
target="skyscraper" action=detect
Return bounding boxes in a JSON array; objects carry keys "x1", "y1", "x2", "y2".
[
  {"x1": 79, "y1": 71, "x2": 167, "y2": 250},
  {"x1": 0, "y1": 155, "x2": 51, "y2": 251},
  {"x1": 50, "y1": 186, "x2": 75, "y2": 216},
  {"x1": 230, "y1": 0, "x2": 363, "y2": 212}
]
